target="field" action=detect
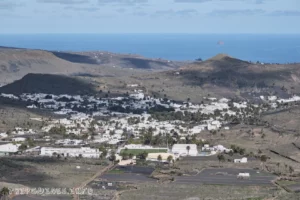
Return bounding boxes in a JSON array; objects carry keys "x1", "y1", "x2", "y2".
[
  {"x1": 0, "y1": 157, "x2": 108, "y2": 188},
  {"x1": 118, "y1": 183, "x2": 282, "y2": 200},
  {"x1": 120, "y1": 149, "x2": 167, "y2": 156}
]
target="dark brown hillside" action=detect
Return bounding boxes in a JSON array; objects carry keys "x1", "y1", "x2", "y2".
[{"x1": 0, "y1": 73, "x2": 97, "y2": 95}]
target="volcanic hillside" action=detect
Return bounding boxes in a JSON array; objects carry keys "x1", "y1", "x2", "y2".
[{"x1": 137, "y1": 54, "x2": 300, "y2": 101}]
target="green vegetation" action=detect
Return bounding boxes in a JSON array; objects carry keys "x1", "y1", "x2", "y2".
[
  {"x1": 0, "y1": 187, "x2": 10, "y2": 197},
  {"x1": 49, "y1": 125, "x2": 66, "y2": 135},
  {"x1": 18, "y1": 143, "x2": 28, "y2": 151},
  {"x1": 120, "y1": 148, "x2": 167, "y2": 156},
  {"x1": 230, "y1": 144, "x2": 246, "y2": 155}
]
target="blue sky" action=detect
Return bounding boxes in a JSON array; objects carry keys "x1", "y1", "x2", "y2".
[{"x1": 0, "y1": 0, "x2": 299, "y2": 34}]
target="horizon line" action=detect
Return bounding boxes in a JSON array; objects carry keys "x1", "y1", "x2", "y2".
[{"x1": 1, "y1": 33, "x2": 300, "y2": 35}]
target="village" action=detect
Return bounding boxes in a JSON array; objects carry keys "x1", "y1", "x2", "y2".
[
  {"x1": 1, "y1": 90, "x2": 300, "y2": 197},
  {"x1": 0, "y1": 90, "x2": 299, "y2": 159}
]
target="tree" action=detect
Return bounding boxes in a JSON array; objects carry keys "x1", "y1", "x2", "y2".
[
  {"x1": 217, "y1": 154, "x2": 225, "y2": 167},
  {"x1": 18, "y1": 143, "x2": 28, "y2": 152},
  {"x1": 100, "y1": 149, "x2": 107, "y2": 159},
  {"x1": 138, "y1": 151, "x2": 148, "y2": 160},
  {"x1": 157, "y1": 154, "x2": 162, "y2": 165},
  {"x1": 167, "y1": 155, "x2": 173, "y2": 166},
  {"x1": 26, "y1": 138, "x2": 35, "y2": 147},
  {"x1": 0, "y1": 187, "x2": 10, "y2": 199},
  {"x1": 260, "y1": 155, "x2": 268, "y2": 170},
  {"x1": 129, "y1": 153, "x2": 134, "y2": 159},
  {"x1": 239, "y1": 148, "x2": 245, "y2": 155},
  {"x1": 276, "y1": 162, "x2": 280, "y2": 172},
  {"x1": 249, "y1": 152, "x2": 254, "y2": 158},
  {"x1": 186, "y1": 146, "x2": 190, "y2": 156},
  {"x1": 49, "y1": 125, "x2": 66, "y2": 135},
  {"x1": 120, "y1": 151, "x2": 129, "y2": 160},
  {"x1": 109, "y1": 151, "x2": 116, "y2": 163}
]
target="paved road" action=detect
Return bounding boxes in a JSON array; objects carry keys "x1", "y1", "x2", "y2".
[{"x1": 174, "y1": 168, "x2": 276, "y2": 186}]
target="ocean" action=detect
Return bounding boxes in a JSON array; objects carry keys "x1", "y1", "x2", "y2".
[{"x1": 1, "y1": 34, "x2": 300, "y2": 63}]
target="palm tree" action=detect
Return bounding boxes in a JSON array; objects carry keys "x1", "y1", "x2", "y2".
[
  {"x1": 186, "y1": 146, "x2": 190, "y2": 156},
  {"x1": 167, "y1": 155, "x2": 173, "y2": 166}
]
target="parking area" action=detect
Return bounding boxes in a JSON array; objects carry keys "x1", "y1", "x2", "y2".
[{"x1": 174, "y1": 168, "x2": 276, "y2": 186}]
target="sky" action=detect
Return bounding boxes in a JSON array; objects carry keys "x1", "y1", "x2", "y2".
[{"x1": 0, "y1": 0, "x2": 299, "y2": 34}]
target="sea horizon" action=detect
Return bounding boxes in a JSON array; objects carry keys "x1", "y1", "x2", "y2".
[{"x1": 1, "y1": 33, "x2": 300, "y2": 63}]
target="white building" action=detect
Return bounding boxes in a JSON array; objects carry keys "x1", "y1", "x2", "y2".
[
  {"x1": 12, "y1": 137, "x2": 26, "y2": 142},
  {"x1": 0, "y1": 133, "x2": 8, "y2": 138},
  {"x1": 202, "y1": 144, "x2": 231, "y2": 153},
  {"x1": 202, "y1": 144, "x2": 214, "y2": 152},
  {"x1": 237, "y1": 173, "x2": 250, "y2": 179},
  {"x1": 213, "y1": 145, "x2": 231, "y2": 153},
  {"x1": 0, "y1": 143, "x2": 20, "y2": 155},
  {"x1": 234, "y1": 157, "x2": 248, "y2": 163},
  {"x1": 130, "y1": 92, "x2": 145, "y2": 100},
  {"x1": 207, "y1": 120, "x2": 222, "y2": 131},
  {"x1": 55, "y1": 139, "x2": 84, "y2": 146},
  {"x1": 172, "y1": 144, "x2": 198, "y2": 157},
  {"x1": 118, "y1": 144, "x2": 168, "y2": 153},
  {"x1": 40, "y1": 147, "x2": 101, "y2": 158}
]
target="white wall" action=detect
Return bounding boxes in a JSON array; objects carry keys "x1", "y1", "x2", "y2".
[{"x1": 40, "y1": 147, "x2": 100, "y2": 158}]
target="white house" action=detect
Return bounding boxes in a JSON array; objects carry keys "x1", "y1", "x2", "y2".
[
  {"x1": 40, "y1": 147, "x2": 101, "y2": 158},
  {"x1": 172, "y1": 144, "x2": 198, "y2": 157},
  {"x1": 234, "y1": 157, "x2": 248, "y2": 163}
]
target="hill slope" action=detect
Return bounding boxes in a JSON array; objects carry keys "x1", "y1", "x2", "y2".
[
  {"x1": 0, "y1": 73, "x2": 97, "y2": 95},
  {"x1": 136, "y1": 55, "x2": 300, "y2": 101},
  {"x1": 0, "y1": 47, "x2": 185, "y2": 86}
]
